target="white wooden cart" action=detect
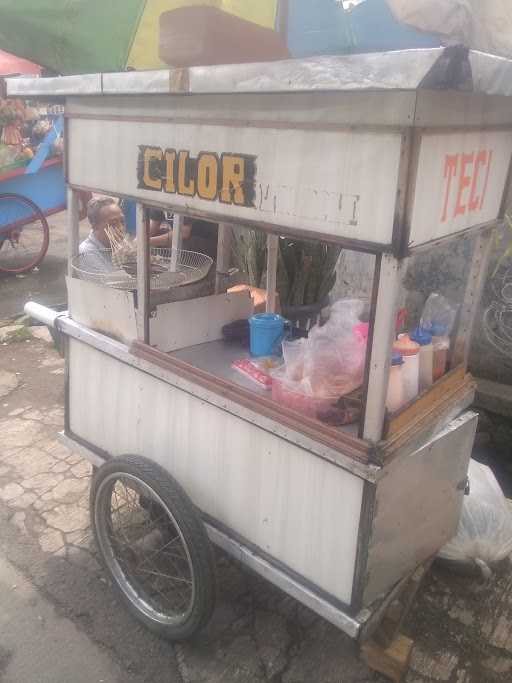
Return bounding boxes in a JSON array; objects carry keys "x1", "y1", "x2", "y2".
[{"x1": 10, "y1": 46, "x2": 512, "y2": 677}]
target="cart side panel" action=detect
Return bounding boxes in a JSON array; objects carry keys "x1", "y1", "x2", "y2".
[
  {"x1": 67, "y1": 113, "x2": 402, "y2": 246},
  {"x1": 68, "y1": 337, "x2": 364, "y2": 606},
  {"x1": 66, "y1": 277, "x2": 137, "y2": 345},
  {"x1": 150, "y1": 291, "x2": 253, "y2": 352},
  {"x1": 363, "y1": 412, "x2": 477, "y2": 606}
]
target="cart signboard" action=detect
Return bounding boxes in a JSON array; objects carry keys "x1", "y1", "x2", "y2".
[
  {"x1": 409, "y1": 130, "x2": 512, "y2": 247},
  {"x1": 69, "y1": 116, "x2": 402, "y2": 244}
]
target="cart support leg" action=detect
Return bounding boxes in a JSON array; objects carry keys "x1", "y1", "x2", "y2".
[
  {"x1": 362, "y1": 254, "x2": 405, "y2": 443},
  {"x1": 67, "y1": 188, "x2": 80, "y2": 279},
  {"x1": 361, "y1": 634, "x2": 413, "y2": 683},
  {"x1": 215, "y1": 222, "x2": 233, "y2": 294},
  {"x1": 136, "y1": 203, "x2": 150, "y2": 343},
  {"x1": 171, "y1": 213, "x2": 183, "y2": 272},
  {"x1": 452, "y1": 228, "x2": 494, "y2": 368},
  {"x1": 266, "y1": 234, "x2": 279, "y2": 313}
]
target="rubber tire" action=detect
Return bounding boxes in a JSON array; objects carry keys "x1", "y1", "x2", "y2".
[
  {"x1": 90, "y1": 454, "x2": 216, "y2": 640},
  {"x1": 0, "y1": 193, "x2": 50, "y2": 274}
]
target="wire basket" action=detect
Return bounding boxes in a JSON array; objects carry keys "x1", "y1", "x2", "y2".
[{"x1": 72, "y1": 247, "x2": 213, "y2": 291}]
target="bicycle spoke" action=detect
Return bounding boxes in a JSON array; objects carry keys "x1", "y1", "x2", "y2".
[{"x1": 103, "y1": 476, "x2": 194, "y2": 619}]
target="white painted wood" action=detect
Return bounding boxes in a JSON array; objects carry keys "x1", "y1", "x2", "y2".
[
  {"x1": 365, "y1": 411, "x2": 477, "y2": 605},
  {"x1": 150, "y1": 291, "x2": 253, "y2": 352},
  {"x1": 67, "y1": 188, "x2": 80, "y2": 279},
  {"x1": 409, "y1": 130, "x2": 512, "y2": 247},
  {"x1": 136, "y1": 203, "x2": 149, "y2": 342},
  {"x1": 362, "y1": 255, "x2": 405, "y2": 442},
  {"x1": 68, "y1": 338, "x2": 364, "y2": 604},
  {"x1": 266, "y1": 234, "x2": 279, "y2": 314},
  {"x1": 68, "y1": 117, "x2": 402, "y2": 245},
  {"x1": 66, "y1": 277, "x2": 137, "y2": 345}
]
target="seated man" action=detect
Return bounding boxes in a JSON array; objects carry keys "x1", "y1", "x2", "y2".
[
  {"x1": 79, "y1": 196, "x2": 126, "y2": 273},
  {"x1": 80, "y1": 198, "x2": 219, "y2": 275}
]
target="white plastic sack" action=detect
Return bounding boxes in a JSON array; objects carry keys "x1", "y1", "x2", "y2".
[
  {"x1": 438, "y1": 459, "x2": 512, "y2": 578},
  {"x1": 386, "y1": 0, "x2": 512, "y2": 59}
]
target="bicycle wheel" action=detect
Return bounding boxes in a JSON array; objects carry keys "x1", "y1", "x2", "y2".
[
  {"x1": 0, "y1": 193, "x2": 50, "y2": 274},
  {"x1": 91, "y1": 455, "x2": 216, "y2": 640}
]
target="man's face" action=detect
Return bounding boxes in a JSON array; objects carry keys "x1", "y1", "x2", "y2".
[{"x1": 93, "y1": 203, "x2": 125, "y2": 246}]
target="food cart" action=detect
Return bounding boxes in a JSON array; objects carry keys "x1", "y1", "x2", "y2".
[
  {"x1": 9, "y1": 46, "x2": 512, "y2": 678},
  {"x1": 0, "y1": 92, "x2": 66, "y2": 273}
]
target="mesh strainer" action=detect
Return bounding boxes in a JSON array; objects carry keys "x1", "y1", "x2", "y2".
[{"x1": 72, "y1": 247, "x2": 213, "y2": 291}]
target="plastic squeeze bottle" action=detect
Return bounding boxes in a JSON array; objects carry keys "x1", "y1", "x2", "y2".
[
  {"x1": 430, "y1": 322, "x2": 450, "y2": 381},
  {"x1": 386, "y1": 352, "x2": 405, "y2": 413},
  {"x1": 410, "y1": 327, "x2": 433, "y2": 391},
  {"x1": 393, "y1": 334, "x2": 420, "y2": 403}
]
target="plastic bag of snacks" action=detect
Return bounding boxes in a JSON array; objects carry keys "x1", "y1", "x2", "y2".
[{"x1": 438, "y1": 459, "x2": 512, "y2": 578}]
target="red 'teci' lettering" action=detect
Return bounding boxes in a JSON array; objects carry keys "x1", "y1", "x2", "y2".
[{"x1": 440, "y1": 147, "x2": 493, "y2": 222}]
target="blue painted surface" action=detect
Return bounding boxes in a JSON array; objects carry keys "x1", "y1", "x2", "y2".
[
  {"x1": 0, "y1": 162, "x2": 66, "y2": 217},
  {"x1": 287, "y1": 0, "x2": 440, "y2": 58},
  {"x1": 350, "y1": 0, "x2": 440, "y2": 52},
  {"x1": 26, "y1": 116, "x2": 64, "y2": 175},
  {"x1": 287, "y1": 0, "x2": 353, "y2": 58}
]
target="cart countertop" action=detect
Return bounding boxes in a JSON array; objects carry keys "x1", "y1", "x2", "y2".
[{"x1": 7, "y1": 47, "x2": 512, "y2": 98}]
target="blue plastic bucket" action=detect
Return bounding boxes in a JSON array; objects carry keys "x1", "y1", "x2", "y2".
[{"x1": 249, "y1": 313, "x2": 287, "y2": 357}]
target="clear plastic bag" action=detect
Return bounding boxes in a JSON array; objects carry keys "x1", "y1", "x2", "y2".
[
  {"x1": 438, "y1": 459, "x2": 512, "y2": 579},
  {"x1": 420, "y1": 293, "x2": 457, "y2": 335},
  {"x1": 279, "y1": 298, "x2": 367, "y2": 400}
]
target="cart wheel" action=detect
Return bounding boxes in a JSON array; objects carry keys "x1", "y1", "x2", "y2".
[
  {"x1": 0, "y1": 193, "x2": 50, "y2": 274},
  {"x1": 90, "y1": 454, "x2": 216, "y2": 640}
]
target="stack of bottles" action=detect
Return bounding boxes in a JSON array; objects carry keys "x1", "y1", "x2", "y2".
[{"x1": 386, "y1": 293, "x2": 456, "y2": 413}]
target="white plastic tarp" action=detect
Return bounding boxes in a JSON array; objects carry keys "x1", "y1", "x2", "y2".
[{"x1": 386, "y1": 0, "x2": 512, "y2": 59}]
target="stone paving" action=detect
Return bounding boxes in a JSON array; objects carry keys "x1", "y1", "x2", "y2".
[{"x1": 1, "y1": 332, "x2": 512, "y2": 682}]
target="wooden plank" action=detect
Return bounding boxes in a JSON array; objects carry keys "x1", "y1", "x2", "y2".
[
  {"x1": 361, "y1": 634, "x2": 413, "y2": 683},
  {"x1": 384, "y1": 365, "x2": 467, "y2": 438},
  {"x1": 374, "y1": 561, "x2": 433, "y2": 649},
  {"x1": 150, "y1": 291, "x2": 253, "y2": 352},
  {"x1": 66, "y1": 276, "x2": 137, "y2": 344}
]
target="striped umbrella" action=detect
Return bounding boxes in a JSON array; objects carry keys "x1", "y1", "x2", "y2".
[{"x1": 0, "y1": 0, "x2": 281, "y2": 75}]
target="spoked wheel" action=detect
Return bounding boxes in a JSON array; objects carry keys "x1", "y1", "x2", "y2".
[
  {"x1": 0, "y1": 193, "x2": 50, "y2": 274},
  {"x1": 90, "y1": 455, "x2": 216, "y2": 640}
]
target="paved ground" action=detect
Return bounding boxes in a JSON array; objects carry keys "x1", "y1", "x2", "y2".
[
  {"x1": 0, "y1": 211, "x2": 88, "y2": 320},
  {"x1": 0, "y1": 332, "x2": 512, "y2": 682},
  {"x1": 0, "y1": 553, "x2": 126, "y2": 683},
  {"x1": 0, "y1": 210, "x2": 512, "y2": 681}
]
